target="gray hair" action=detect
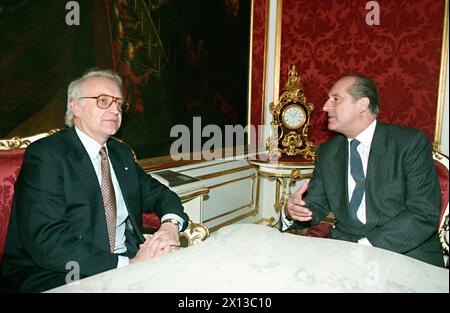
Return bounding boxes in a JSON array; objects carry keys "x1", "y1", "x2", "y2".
[
  {"x1": 345, "y1": 75, "x2": 380, "y2": 115},
  {"x1": 65, "y1": 69, "x2": 123, "y2": 127}
]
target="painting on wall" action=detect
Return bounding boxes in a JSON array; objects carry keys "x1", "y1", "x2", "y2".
[
  {"x1": 0, "y1": 0, "x2": 253, "y2": 165},
  {"x1": 109, "y1": 0, "x2": 253, "y2": 162}
]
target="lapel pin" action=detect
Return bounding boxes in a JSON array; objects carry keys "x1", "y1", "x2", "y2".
[{"x1": 124, "y1": 167, "x2": 128, "y2": 171}]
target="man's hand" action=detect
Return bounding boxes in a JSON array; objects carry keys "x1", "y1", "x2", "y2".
[
  {"x1": 147, "y1": 222, "x2": 180, "y2": 257},
  {"x1": 285, "y1": 183, "x2": 313, "y2": 222},
  {"x1": 130, "y1": 223, "x2": 181, "y2": 264}
]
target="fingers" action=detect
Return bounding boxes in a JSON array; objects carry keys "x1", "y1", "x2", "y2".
[
  {"x1": 154, "y1": 245, "x2": 179, "y2": 258},
  {"x1": 285, "y1": 202, "x2": 313, "y2": 221},
  {"x1": 285, "y1": 183, "x2": 313, "y2": 222},
  {"x1": 148, "y1": 238, "x2": 179, "y2": 258},
  {"x1": 144, "y1": 228, "x2": 180, "y2": 257},
  {"x1": 292, "y1": 183, "x2": 308, "y2": 200},
  {"x1": 288, "y1": 205, "x2": 313, "y2": 221}
]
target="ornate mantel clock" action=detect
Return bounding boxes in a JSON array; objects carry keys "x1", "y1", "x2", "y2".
[{"x1": 266, "y1": 66, "x2": 315, "y2": 160}]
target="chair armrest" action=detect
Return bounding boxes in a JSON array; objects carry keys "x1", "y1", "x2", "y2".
[
  {"x1": 179, "y1": 221, "x2": 209, "y2": 247},
  {"x1": 142, "y1": 220, "x2": 209, "y2": 248}
]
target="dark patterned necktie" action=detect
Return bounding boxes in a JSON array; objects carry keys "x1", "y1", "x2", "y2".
[
  {"x1": 349, "y1": 139, "x2": 365, "y2": 221},
  {"x1": 99, "y1": 147, "x2": 117, "y2": 252}
]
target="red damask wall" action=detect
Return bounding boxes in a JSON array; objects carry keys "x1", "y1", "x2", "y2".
[
  {"x1": 250, "y1": 0, "x2": 267, "y2": 130},
  {"x1": 277, "y1": 0, "x2": 444, "y2": 145}
]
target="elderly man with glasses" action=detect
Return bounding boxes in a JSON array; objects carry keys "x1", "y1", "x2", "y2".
[{"x1": 0, "y1": 69, "x2": 189, "y2": 292}]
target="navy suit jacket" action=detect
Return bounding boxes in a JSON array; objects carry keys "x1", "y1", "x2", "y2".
[
  {"x1": 0, "y1": 128, "x2": 188, "y2": 291},
  {"x1": 295, "y1": 122, "x2": 443, "y2": 266}
]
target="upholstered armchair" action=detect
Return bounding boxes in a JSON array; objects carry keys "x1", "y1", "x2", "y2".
[
  {"x1": 0, "y1": 130, "x2": 207, "y2": 262},
  {"x1": 433, "y1": 150, "x2": 449, "y2": 267},
  {"x1": 142, "y1": 213, "x2": 209, "y2": 247},
  {"x1": 287, "y1": 150, "x2": 449, "y2": 249},
  {"x1": 0, "y1": 148, "x2": 26, "y2": 260},
  {"x1": 0, "y1": 130, "x2": 59, "y2": 260},
  {"x1": 285, "y1": 213, "x2": 335, "y2": 238}
]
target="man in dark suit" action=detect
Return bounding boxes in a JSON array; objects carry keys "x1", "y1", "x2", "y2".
[
  {"x1": 0, "y1": 69, "x2": 189, "y2": 292},
  {"x1": 283, "y1": 75, "x2": 443, "y2": 267}
]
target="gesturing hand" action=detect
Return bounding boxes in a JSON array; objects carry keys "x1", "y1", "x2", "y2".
[{"x1": 285, "y1": 183, "x2": 313, "y2": 222}]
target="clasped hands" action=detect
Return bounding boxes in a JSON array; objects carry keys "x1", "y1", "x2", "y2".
[
  {"x1": 130, "y1": 222, "x2": 180, "y2": 264},
  {"x1": 285, "y1": 183, "x2": 314, "y2": 222}
]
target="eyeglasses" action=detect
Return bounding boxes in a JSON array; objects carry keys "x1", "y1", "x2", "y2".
[{"x1": 78, "y1": 94, "x2": 129, "y2": 113}]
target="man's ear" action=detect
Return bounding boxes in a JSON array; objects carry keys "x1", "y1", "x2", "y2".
[
  {"x1": 358, "y1": 97, "x2": 370, "y2": 113},
  {"x1": 71, "y1": 101, "x2": 81, "y2": 117}
]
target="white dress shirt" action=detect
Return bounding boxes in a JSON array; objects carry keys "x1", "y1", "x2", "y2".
[
  {"x1": 75, "y1": 127, "x2": 130, "y2": 267},
  {"x1": 75, "y1": 128, "x2": 184, "y2": 267},
  {"x1": 349, "y1": 120, "x2": 377, "y2": 246}
]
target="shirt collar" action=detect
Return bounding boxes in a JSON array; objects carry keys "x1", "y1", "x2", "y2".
[
  {"x1": 347, "y1": 119, "x2": 377, "y2": 148},
  {"x1": 75, "y1": 127, "x2": 107, "y2": 160}
]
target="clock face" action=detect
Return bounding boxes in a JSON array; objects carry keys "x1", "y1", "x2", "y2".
[{"x1": 282, "y1": 104, "x2": 306, "y2": 129}]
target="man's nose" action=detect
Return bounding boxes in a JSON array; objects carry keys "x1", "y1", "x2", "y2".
[{"x1": 323, "y1": 99, "x2": 332, "y2": 112}]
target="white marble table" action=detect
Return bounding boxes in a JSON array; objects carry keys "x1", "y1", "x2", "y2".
[{"x1": 47, "y1": 224, "x2": 449, "y2": 293}]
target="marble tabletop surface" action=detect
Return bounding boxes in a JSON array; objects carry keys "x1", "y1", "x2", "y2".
[{"x1": 47, "y1": 223, "x2": 449, "y2": 293}]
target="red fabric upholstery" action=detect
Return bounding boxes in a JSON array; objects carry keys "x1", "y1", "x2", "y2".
[
  {"x1": 277, "y1": 0, "x2": 444, "y2": 146},
  {"x1": 304, "y1": 223, "x2": 331, "y2": 238},
  {"x1": 0, "y1": 149, "x2": 25, "y2": 260},
  {"x1": 142, "y1": 212, "x2": 161, "y2": 230},
  {"x1": 435, "y1": 160, "x2": 449, "y2": 225},
  {"x1": 0, "y1": 147, "x2": 162, "y2": 260}
]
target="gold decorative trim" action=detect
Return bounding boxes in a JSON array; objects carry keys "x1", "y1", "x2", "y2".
[
  {"x1": 138, "y1": 145, "x2": 254, "y2": 172},
  {"x1": 196, "y1": 165, "x2": 254, "y2": 181},
  {"x1": 434, "y1": 0, "x2": 449, "y2": 152},
  {"x1": 0, "y1": 137, "x2": 31, "y2": 150},
  {"x1": 273, "y1": 0, "x2": 282, "y2": 108},
  {"x1": 203, "y1": 201, "x2": 254, "y2": 224},
  {"x1": 179, "y1": 221, "x2": 209, "y2": 247},
  {"x1": 179, "y1": 188, "x2": 209, "y2": 203},
  {"x1": 0, "y1": 129, "x2": 60, "y2": 151},
  {"x1": 177, "y1": 160, "x2": 237, "y2": 173},
  {"x1": 207, "y1": 174, "x2": 256, "y2": 190},
  {"x1": 248, "y1": 158, "x2": 315, "y2": 167},
  {"x1": 253, "y1": 217, "x2": 276, "y2": 225},
  {"x1": 247, "y1": 0, "x2": 255, "y2": 144},
  {"x1": 439, "y1": 214, "x2": 449, "y2": 255},
  {"x1": 255, "y1": 169, "x2": 261, "y2": 219},
  {"x1": 266, "y1": 65, "x2": 316, "y2": 160},
  {"x1": 433, "y1": 150, "x2": 449, "y2": 255},
  {"x1": 260, "y1": 0, "x2": 270, "y2": 130},
  {"x1": 204, "y1": 174, "x2": 258, "y2": 232},
  {"x1": 257, "y1": 170, "x2": 312, "y2": 180},
  {"x1": 208, "y1": 210, "x2": 258, "y2": 233}
]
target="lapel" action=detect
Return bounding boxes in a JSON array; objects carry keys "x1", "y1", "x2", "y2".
[
  {"x1": 107, "y1": 140, "x2": 136, "y2": 214},
  {"x1": 65, "y1": 128, "x2": 110, "y2": 250},
  {"x1": 107, "y1": 139, "x2": 145, "y2": 243},
  {"x1": 365, "y1": 122, "x2": 391, "y2": 223},
  {"x1": 330, "y1": 135, "x2": 349, "y2": 209}
]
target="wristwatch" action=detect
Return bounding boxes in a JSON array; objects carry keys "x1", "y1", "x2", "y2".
[{"x1": 161, "y1": 218, "x2": 180, "y2": 227}]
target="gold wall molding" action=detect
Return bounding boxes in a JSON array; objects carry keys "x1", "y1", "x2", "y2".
[
  {"x1": 196, "y1": 165, "x2": 254, "y2": 181},
  {"x1": 434, "y1": 0, "x2": 449, "y2": 153},
  {"x1": 207, "y1": 173, "x2": 255, "y2": 190},
  {"x1": 205, "y1": 174, "x2": 259, "y2": 232}
]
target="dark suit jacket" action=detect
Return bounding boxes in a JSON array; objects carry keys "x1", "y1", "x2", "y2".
[
  {"x1": 0, "y1": 128, "x2": 189, "y2": 292},
  {"x1": 293, "y1": 122, "x2": 443, "y2": 267}
]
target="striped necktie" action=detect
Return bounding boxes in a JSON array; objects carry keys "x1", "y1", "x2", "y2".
[{"x1": 349, "y1": 139, "x2": 365, "y2": 221}]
